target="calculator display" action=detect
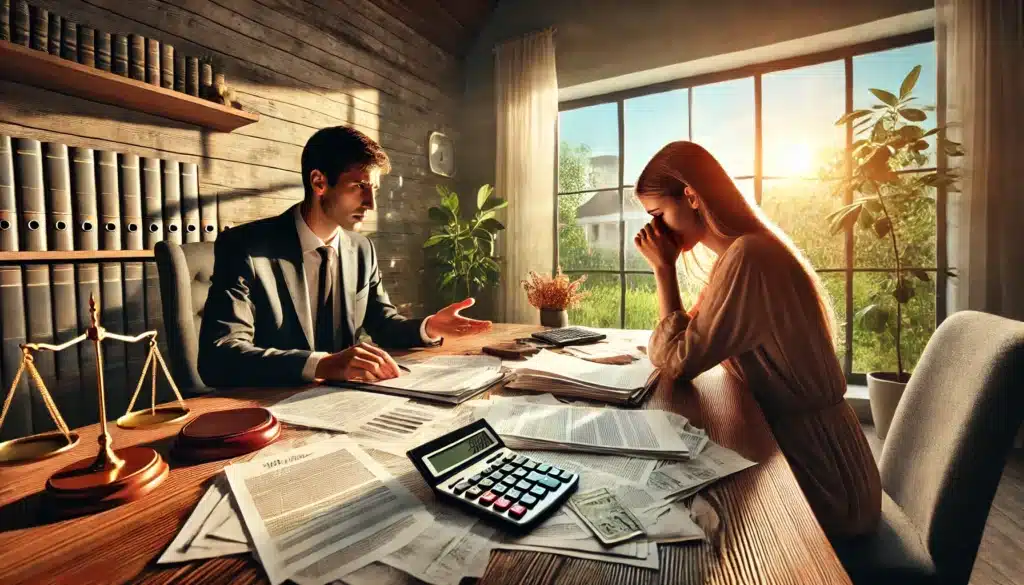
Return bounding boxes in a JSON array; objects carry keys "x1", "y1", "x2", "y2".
[{"x1": 426, "y1": 428, "x2": 498, "y2": 476}]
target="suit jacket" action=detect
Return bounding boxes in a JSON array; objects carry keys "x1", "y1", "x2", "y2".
[{"x1": 198, "y1": 205, "x2": 432, "y2": 388}]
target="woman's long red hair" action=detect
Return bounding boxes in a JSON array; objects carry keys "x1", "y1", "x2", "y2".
[{"x1": 635, "y1": 141, "x2": 838, "y2": 345}]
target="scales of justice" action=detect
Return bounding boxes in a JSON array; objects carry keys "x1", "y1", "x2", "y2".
[{"x1": 0, "y1": 294, "x2": 190, "y2": 515}]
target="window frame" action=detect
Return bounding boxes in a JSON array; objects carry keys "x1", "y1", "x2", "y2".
[{"x1": 555, "y1": 29, "x2": 946, "y2": 384}]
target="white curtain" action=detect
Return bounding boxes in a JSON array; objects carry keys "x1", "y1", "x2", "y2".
[
  {"x1": 494, "y1": 29, "x2": 558, "y2": 324},
  {"x1": 939, "y1": 0, "x2": 1024, "y2": 320}
]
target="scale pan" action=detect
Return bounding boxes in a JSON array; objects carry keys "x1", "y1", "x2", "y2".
[
  {"x1": 0, "y1": 431, "x2": 80, "y2": 464},
  {"x1": 116, "y1": 405, "x2": 191, "y2": 429}
]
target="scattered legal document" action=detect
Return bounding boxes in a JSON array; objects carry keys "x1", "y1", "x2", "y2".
[
  {"x1": 268, "y1": 387, "x2": 408, "y2": 433},
  {"x1": 224, "y1": 436, "x2": 432, "y2": 585},
  {"x1": 482, "y1": 400, "x2": 691, "y2": 459},
  {"x1": 333, "y1": 355, "x2": 506, "y2": 404},
  {"x1": 502, "y1": 349, "x2": 658, "y2": 405},
  {"x1": 158, "y1": 476, "x2": 250, "y2": 563}
]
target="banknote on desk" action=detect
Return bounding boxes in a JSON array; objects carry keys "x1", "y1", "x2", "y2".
[{"x1": 568, "y1": 487, "x2": 646, "y2": 545}]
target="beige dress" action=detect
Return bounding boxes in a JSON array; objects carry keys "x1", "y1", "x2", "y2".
[{"x1": 648, "y1": 232, "x2": 882, "y2": 540}]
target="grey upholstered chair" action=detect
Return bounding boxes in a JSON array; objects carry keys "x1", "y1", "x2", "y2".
[
  {"x1": 154, "y1": 241, "x2": 215, "y2": 394},
  {"x1": 836, "y1": 310, "x2": 1024, "y2": 585}
]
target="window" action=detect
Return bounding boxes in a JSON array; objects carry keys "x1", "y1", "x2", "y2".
[{"x1": 556, "y1": 32, "x2": 943, "y2": 382}]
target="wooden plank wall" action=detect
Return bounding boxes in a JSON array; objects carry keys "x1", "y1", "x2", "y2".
[{"x1": 0, "y1": 0, "x2": 462, "y2": 317}]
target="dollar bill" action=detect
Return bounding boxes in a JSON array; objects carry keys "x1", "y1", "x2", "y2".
[{"x1": 568, "y1": 487, "x2": 646, "y2": 545}]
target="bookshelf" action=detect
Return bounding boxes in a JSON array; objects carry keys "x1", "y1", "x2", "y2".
[
  {"x1": 0, "y1": 250, "x2": 156, "y2": 263},
  {"x1": 0, "y1": 41, "x2": 259, "y2": 132}
]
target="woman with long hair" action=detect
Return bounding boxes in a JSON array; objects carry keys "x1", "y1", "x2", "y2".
[{"x1": 633, "y1": 141, "x2": 881, "y2": 540}]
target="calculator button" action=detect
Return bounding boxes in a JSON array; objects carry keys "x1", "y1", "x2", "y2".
[
  {"x1": 523, "y1": 460, "x2": 538, "y2": 470},
  {"x1": 529, "y1": 485, "x2": 547, "y2": 497},
  {"x1": 513, "y1": 456, "x2": 528, "y2": 465},
  {"x1": 490, "y1": 472, "x2": 505, "y2": 481},
  {"x1": 519, "y1": 494, "x2": 538, "y2": 508},
  {"x1": 507, "y1": 488, "x2": 523, "y2": 500},
  {"x1": 492, "y1": 484, "x2": 508, "y2": 495},
  {"x1": 537, "y1": 464, "x2": 551, "y2": 473},
  {"x1": 515, "y1": 480, "x2": 533, "y2": 491},
  {"x1": 512, "y1": 468, "x2": 528, "y2": 478},
  {"x1": 501, "y1": 476, "x2": 517, "y2": 486},
  {"x1": 483, "y1": 466, "x2": 496, "y2": 475},
  {"x1": 452, "y1": 481, "x2": 472, "y2": 495},
  {"x1": 478, "y1": 478, "x2": 495, "y2": 489},
  {"x1": 465, "y1": 486, "x2": 483, "y2": 499},
  {"x1": 468, "y1": 474, "x2": 483, "y2": 484},
  {"x1": 547, "y1": 467, "x2": 563, "y2": 477},
  {"x1": 559, "y1": 470, "x2": 575, "y2": 481},
  {"x1": 538, "y1": 476, "x2": 561, "y2": 490},
  {"x1": 526, "y1": 471, "x2": 546, "y2": 483},
  {"x1": 487, "y1": 453, "x2": 503, "y2": 464},
  {"x1": 479, "y1": 491, "x2": 498, "y2": 506},
  {"x1": 503, "y1": 454, "x2": 516, "y2": 463},
  {"x1": 508, "y1": 504, "x2": 527, "y2": 519},
  {"x1": 501, "y1": 464, "x2": 516, "y2": 473},
  {"x1": 493, "y1": 497, "x2": 513, "y2": 511}
]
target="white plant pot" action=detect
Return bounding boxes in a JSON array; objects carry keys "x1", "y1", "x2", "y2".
[{"x1": 868, "y1": 372, "x2": 908, "y2": 441}]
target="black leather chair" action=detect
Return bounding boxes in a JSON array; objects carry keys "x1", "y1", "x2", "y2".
[
  {"x1": 154, "y1": 241, "x2": 215, "y2": 394},
  {"x1": 835, "y1": 310, "x2": 1024, "y2": 585}
]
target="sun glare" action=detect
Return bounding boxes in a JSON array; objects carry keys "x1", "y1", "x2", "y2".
[{"x1": 783, "y1": 142, "x2": 815, "y2": 177}]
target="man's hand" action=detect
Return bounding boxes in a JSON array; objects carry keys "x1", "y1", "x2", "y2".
[
  {"x1": 634, "y1": 216, "x2": 683, "y2": 271},
  {"x1": 425, "y1": 298, "x2": 493, "y2": 339},
  {"x1": 314, "y1": 342, "x2": 401, "y2": 382}
]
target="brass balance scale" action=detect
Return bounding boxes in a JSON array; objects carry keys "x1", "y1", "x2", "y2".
[{"x1": 0, "y1": 294, "x2": 190, "y2": 515}]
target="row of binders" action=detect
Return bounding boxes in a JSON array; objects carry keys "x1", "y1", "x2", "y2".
[
  {"x1": 0, "y1": 134, "x2": 219, "y2": 441},
  {"x1": 1, "y1": 0, "x2": 224, "y2": 100}
]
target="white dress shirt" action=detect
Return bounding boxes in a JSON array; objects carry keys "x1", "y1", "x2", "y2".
[{"x1": 294, "y1": 206, "x2": 438, "y2": 381}]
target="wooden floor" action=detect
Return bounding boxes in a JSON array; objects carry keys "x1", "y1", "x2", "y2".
[{"x1": 861, "y1": 424, "x2": 1024, "y2": 585}]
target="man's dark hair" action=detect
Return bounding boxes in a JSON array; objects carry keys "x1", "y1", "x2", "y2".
[{"x1": 301, "y1": 126, "x2": 391, "y2": 199}]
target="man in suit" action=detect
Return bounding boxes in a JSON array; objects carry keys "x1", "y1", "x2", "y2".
[{"x1": 198, "y1": 126, "x2": 491, "y2": 387}]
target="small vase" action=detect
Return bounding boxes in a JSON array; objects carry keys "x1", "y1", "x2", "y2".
[
  {"x1": 868, "y1": 371, "x2": 909, "y2": 441},
  {"x1": 540, "y1": 308, "x2": 568, "y2": 328}
]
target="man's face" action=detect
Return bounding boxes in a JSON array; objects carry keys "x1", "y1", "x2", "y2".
[{"x1": 317, "y1": 165, "x2": 380, "y2": 231}]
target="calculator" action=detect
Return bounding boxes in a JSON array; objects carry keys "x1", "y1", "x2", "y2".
[
  {"x1": 531, "y1": 326, "x2": 607, "y2": 347},
  {"x1": 407, "y1": 419, "x2": 579, "y2": 531}
]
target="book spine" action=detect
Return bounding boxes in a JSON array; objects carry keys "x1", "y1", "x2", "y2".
[
  {"x1": 60, "y1": 19, "x2": 76, "y2": 61},
  {"x1": 185, "y1": 57, "x2": 199, "y2": 96},
  {"x1": 181, "y1": 162, "x2": 200, "y2": 243},
  {"x1": 28, "y1": 4, "x2": 46, "y2": 52},
  {"x1": 46, "y1": 13, "x2": 60, "y2": 56},
  {"x1": 14, "y1": 138, "x2": 46, "y2": 252},
  {"x1": 128, "y1": 34, "x2": 145, "y2": 81},
  {"x1": 95, "y1": 31, "x2": 111, "y2": 72},
  {"x1": 70, "y1": 146, "x2": 98, "y2": 252},
  {"x1": 97, "y1": 150, "x2": 121, "y2": 252},
  {"x1": 146, "y1": 38, "x2": 159, "y2": 86},
  {"x1": 71, "y1": 147, "x2": 100, "y2": 419},
  {"x1": 161, "y1": 43, "x2": 174, "y2": 89},
  {"x1": 112, "y1": 33, "x2": 128, "y2": 77},
  {"x1": 97, "y1": 150, "x2": 127, "y2": 412},
  {"x1": 0, "y1": 135, "x2": 31, "y2": 440},
  {"x1": 161, "y1": 160, "x2": 182, "y2": 244},
  {"x1": 200, "y1": 61, "x2": 213, "y2": 100},
  {"x1": 11, "y1": 0, "x2": 27, "y2": 46},
  {"x1": 77, "y1": 25, "x2": 95, "y2": 68},
  {"x1": 174, "y1": 54, "x2": 185, "y2": 93},
  {"x1": 44, "y1": 142, "x2": 82, "y2": 428},
  {"x1": 120, "y1": 154, "x2": 148, "y2": 399},
  {"x1": 0, "y1": 136, "x2": 17, "y2": 249},
  {"x1": 1, "y1": 0, "x2": 10, "y2": 43}
]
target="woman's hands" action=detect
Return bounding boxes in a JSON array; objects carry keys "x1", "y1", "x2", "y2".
[{"x1": 634, "y1": 216, "x2": 683, "y2": 271}]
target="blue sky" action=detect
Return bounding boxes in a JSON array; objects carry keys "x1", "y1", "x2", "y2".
[{"x1": 559, "y1": 41, "x2": 938, "y2": 187}]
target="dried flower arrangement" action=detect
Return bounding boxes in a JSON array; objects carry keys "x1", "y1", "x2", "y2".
[{"x1": 521, "y1": 269, "x2": 590, "y2": 311}]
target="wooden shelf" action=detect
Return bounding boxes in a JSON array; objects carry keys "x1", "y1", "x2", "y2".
[
  {"x1": 0, "y1": 41, "x2": 259, "y2": 132},
  {"x1": 0, "y1": 250, "x2": 156, "y2": 263}
]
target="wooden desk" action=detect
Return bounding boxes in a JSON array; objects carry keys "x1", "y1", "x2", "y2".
[{"x1": 0, "y1": 325, "x2": 850, "y2": 585}]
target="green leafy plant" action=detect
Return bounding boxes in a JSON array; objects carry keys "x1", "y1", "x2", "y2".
[
  {"x1": 826, "y1": 65, "x2": 963, "y2": 381},
  {"x1": 423, "y1": 184, "x2": 507, "y2": 302}
]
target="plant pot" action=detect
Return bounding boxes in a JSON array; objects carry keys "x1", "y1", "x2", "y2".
[
  {"x1": 868, "y1": 372, "x2": 909, "y2": 441},
  {"x1": 540, "y1": 308, "x2": 568, "y2": 328}
]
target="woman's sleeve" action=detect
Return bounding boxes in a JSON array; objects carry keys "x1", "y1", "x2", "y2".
[{"x1": 647, "y1": 238, "x2": 772, "y2": 380}]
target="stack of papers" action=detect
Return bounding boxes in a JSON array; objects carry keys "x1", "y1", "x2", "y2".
[
  {"x1": 332, "y1": 356, "x2": 507, "y2": 404},
  {"x1": 503, "y1": 350, "x2": 658, "y2": 405},
  {"x1": 478, "y1": 399, "x2": 691, "y2": 460}
]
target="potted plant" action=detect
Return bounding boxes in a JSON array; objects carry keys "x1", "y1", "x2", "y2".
[
  {"x1": 826, "y1": 65, "x2": 963, "y2": 439},
  {"x1": 521, "y1": 269, "x2": 590, "y2": 327},
  {"x1": 423, "y1": 184, "x2": 506, "y2": 305}
]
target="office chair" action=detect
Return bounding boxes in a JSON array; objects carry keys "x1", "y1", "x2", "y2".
[
  {"x1": 835, "y1": 310, "x2": 1024, "y2": 585},
  {"x1": 154, "y1": 241, "x2": 215, "y2": 394}
]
